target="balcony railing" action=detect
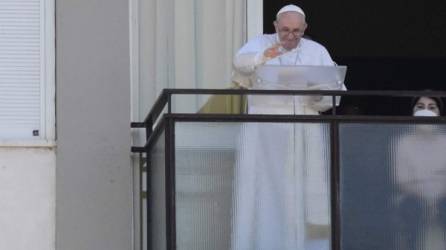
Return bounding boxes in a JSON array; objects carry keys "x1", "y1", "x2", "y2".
[{"x1": 132, "y1": 89, "x2": 446, "y2": 250}]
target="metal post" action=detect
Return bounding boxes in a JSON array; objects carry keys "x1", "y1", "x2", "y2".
[
  {"x1": 146, "y1": 116, "x2": 153, "y2": 140},
  {"x1": 143, "y1": 152, "x2": 150, "y2": 250},
  {"x1": 165, "y1": 117, "x2": 176, "y2": 250},
  {"x1": 167, "y1": 94, "x2": 172, "y2": 114},
  {"x1": 332, "y1": 95, "x2": 337, "y2": 115},
  {"x1": 330, "y1": 121, "x2": 341, "y2": 250}
]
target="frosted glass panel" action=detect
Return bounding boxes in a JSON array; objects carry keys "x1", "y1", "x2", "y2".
[
  {"x1": 175, "y1": 123, "x2": 238, "y2": 250},
  {"x1": 175, "y1": 122, "x2": 331, "y2": 250},
  {"x1": 170, "y1": 93, "x2": 335, "y2": 115},
  {"x1": 149, "y1": 131, "x2": 166, "y2": 250},
  {"x1": 247, "y1": 95, "x2": 335, "y2": 115},
  {"x1": 172, "y1": 94, "x2": 247, "y2": 114},
  {"x1": 340, "y1": 123, "x2": 446, "y2": 250}
]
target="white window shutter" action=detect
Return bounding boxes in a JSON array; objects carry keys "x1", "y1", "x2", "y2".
[{"x1": 0, "y1": 0, "x2": 44, "y2": 139}]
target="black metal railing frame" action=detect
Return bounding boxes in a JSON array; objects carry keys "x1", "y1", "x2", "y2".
[{"x1": 131, "y1": 88, "x2": 446, "y2": 250}]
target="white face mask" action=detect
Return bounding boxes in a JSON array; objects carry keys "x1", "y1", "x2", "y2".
[{"x1": 413, "y1": 109, "x2": 439, "y2": 117}]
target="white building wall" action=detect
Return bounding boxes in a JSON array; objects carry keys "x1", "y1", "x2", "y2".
[
  {"x1": 0, "y1": 148, "x2": 55, "y2": 250},
  {"x1": 0, "y1": 0, "x2": 56, "y2": 248}
]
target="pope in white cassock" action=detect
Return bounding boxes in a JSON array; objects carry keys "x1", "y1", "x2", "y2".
[{"x1": 231, "y1": 4, "x2": 345, "y2": 250}]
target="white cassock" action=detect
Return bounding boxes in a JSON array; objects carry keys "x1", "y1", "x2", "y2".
[{"x1": 231, "y1": 34, "x2": 344, "y2": 250}]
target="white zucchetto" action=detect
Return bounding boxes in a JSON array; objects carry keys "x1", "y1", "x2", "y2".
[{"x1": 276, "y1": 4, "x2": 306, "y2": 19}]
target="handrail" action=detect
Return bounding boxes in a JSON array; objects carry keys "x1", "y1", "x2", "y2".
[
  {"x1": 136, "y1": 88, "x2": 446, "y2": 126},
  {"x1": 143, "y1": 89, "x2": 169, "y2": 126},
  {"x1": 131, "y1": 89, "x2": 169, "y2": 144},
  {"x1": 161, "y1": 113, "x2": 446, "y2": 123},
  {"x1": 131, "y1": 118, "x2": 166, "y2": 153},
  {"x1": 131, "y1": 89, "x2": 446, "y2": 152},
  {"x1": 161, "y1": 88, "x2": 446, "y2": 97}
]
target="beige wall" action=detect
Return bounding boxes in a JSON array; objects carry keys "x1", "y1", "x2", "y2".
[{"x1": 56, "y1": 0, "x2": 132, "y2": 249}]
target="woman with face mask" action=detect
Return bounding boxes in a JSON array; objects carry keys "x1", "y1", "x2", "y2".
[
  {"x1": 392, "y1": 95, "x2": 446, "y2": 249},
  {"x1": 412, "y1": 96, "x2": 443, "y2": 117}
]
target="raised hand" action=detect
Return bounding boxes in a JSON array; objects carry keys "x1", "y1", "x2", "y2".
[{"x1": 263, "y1": 43, "x2": 283, "y2": 59}]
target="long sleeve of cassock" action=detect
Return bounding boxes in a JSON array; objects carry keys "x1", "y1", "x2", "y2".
[
  {"x1": 306, "y1": 83, "x2": 347, "y2": 112},
  {"x1": 233, "y1": 52, "x2": 267, "y2": 75},
  {"x1": 233, "y1": 35, "x2": 275, "y2": 75}
]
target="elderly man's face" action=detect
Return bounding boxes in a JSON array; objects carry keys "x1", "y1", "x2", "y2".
[{"x1": 274, "y1": 12, "x2": 307, "y2": 51}]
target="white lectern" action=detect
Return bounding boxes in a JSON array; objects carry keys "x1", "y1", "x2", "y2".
[
  {"x1": 248, "y1": 65, "x2": 347, "y2": 114},
  {"x1": 255, "y1": 65, "x2": 347, "y2": 90}
]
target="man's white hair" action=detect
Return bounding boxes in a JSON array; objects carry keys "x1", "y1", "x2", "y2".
[{"x1": 276, "y1": 4, "x2": 305, "y2": 20}]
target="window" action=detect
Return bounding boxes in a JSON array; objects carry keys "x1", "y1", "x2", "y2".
[{"x1": 0, "y1": 0, "x2": 54, "y2": 141}]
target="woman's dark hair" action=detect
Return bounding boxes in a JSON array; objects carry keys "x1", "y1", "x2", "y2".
[{"x1": 411, "y1": 96, "x2": 444, "y2": 115}]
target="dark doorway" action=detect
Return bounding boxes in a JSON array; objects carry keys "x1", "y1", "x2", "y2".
[{"x1": 264, "y1": 0, "x2": 446, "y2": 115}]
